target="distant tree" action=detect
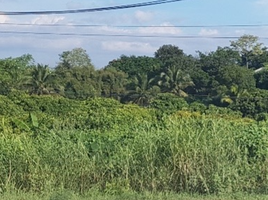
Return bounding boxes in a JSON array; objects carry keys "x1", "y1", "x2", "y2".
[
  {"x1": 55, "y1": 48, "x2": 99, "y2": 99},
  {"x1": 57, "y1": 48, "x2": 94, "y2": 70},
  {"x1": 27, "y1": 64, "x2": 55, "y2": 95},
  {"x1": 230, "y1": 34, "x2": 263, "y2": 68},
  {"x1": 198, "y1": 47, "x2": 240, "y2": 77},
  {"x1": 217, "y1": 65, "x2": 255, "y2": 90},
  {"x1": 99, "y1": 67, "x2": 128, "y2": 99},
  {"x1": 254, "y1": 67, "x2": 268, "y2": 89},
  {"x1": 61, "y1": 66, "x2": 100, "y2": 99},
  {"x1": 158, "y1": 65, "x2": 194, "y2": 97},
  {"x1": 154, "y1": 44, "x2": 197, "y2": 74},
  {"x1": 105, "y1": 55, "x2": 160, "y2": 78},
  {"x1": 0, "y1": 54, "x2": 34, "y2": 94},
  {"x1": 250, "y1": 47, "x2": 268, "y2": 69},
  {"x1": 230, "y1": 88, "x2": 268, "y2": 118},
  {"x1": 214, "y1": 65, "x2": 255, "y2": 106},
  {"x1": 188, "y1": 67, "x2": 212, "y2": 95},
  {"x1": 155, "y1": 44, "x2": 184, "y2": 68},
  {"x1": 192, "y1": 47, "x2": 242, "y2": 99},
  {"x1": 126, "y1": 73, "x2": 160, "y2": 106}
]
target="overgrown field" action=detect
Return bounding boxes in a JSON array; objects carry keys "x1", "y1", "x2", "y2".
[
  {"x1": 1, "y1": 94, "x2": 268, "y2": 196},
  {"x1": 1, "y1": 191, "x2": 268, "y2": 200}
]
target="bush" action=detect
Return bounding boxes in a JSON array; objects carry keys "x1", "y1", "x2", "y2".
[
  {"x1": 188, "y1": 101, "x2": 207, "y2": 113},
  {"x1": 230, "y1": 89, "x2": 268, "y2": 118},
  {"x1": 149, "y1": 93, "x2": 188, "y2": 114},
  {"x1": 0, "y1": 95, "x2": 23, "y2": 116}
]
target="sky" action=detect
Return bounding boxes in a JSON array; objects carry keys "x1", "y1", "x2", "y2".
[{"x1": 0, "y1": 0, "x2": 268, "y2": 69}]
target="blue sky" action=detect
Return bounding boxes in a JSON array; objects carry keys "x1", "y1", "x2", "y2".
[{"x1": 0, "y1": 0, "x2": 267, "y2": 68}]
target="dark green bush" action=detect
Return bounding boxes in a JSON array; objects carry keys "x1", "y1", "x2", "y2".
[
  {"x1": 189, "y1": 101, "x2": 207, "y2": 113},
  {"x1": 149, "y1": 93, "x2": 188, "y2": 114}
]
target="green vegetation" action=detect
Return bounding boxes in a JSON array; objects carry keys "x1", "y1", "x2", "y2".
[
  {"x1": 1, "y1": 191, "x2": 268, "y2": 200},
  {"x1": 0, "y1": 95, "x2": 268, "y2": 196},
  {"x1": 1, "y1": 35, "x2": 268, "y2": 119},
  {"x1": 1, "y1": 35, "x2": 268, "y2": 198}
]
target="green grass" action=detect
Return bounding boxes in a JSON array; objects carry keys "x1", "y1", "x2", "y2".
[
  {"x1": 1, "y1": 191, "x2": 268, "y2": 200},
  {"x1": 1, "y1": 116, "x2": 268, "y2": 194}
]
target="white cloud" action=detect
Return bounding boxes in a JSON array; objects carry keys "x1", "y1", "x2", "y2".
[
  {"x1": 137, "y1": 22, "x2": 182, "y2": 35},
  {"x1": 98, "y1": 26, "x2": 132, "y2": 34},
  {"x1": 31, "y1": 15, "x2": 65, "y2": 24},
  {"x1": 0, "y1": 15, "x2": 9, "y2": 23},
  {"x1": 0, "y1": 35, "x2": 83, "y2": 50},
  {"x1": 234, "y1": 30, "x2": 246, "y2": 35},
  {"x1": 101, "y1": 41, "x2": 156, "y2": 53},
  {"x1": 199, "y1": 29, "x2": 219, "y2": 36},
  {"x1": 135, "y1": 10, "x2": 154, "y2": 22},
  {"x1": 33, "y1": 38, "x2": 84, "y2": 50}
]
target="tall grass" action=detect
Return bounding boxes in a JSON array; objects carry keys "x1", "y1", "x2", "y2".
[
  {"x1": 1, "y1": 114, "x2": 268, "y2": 194},
  {"x1": 1, "y1": 191, "x2": 268, "y2": 200}
]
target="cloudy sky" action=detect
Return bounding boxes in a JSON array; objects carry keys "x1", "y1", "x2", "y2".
[{"x1": 0, "y1": 0, "x2": 267, "y2": 68}]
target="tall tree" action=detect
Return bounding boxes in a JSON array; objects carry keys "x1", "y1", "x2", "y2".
[
  {"x1": 55, "y1": 48, "x2": 99, "y2": 99},
  {"x1": 254, "y1": 66, "x2": 268, "y2": 89},
  {"x1": 99, "y1": 67, "x2": 128, "y2": 99},
  {"x1": 61, "y1": 67, "x2": 100, "y2": 99},
  {"x1": 250, "y1": 47, "x2": 268, "y2": 69},
  {"x1": 155, "y1": 44, "x2": 197, "y2": 78},
  {"x1": 57, "y1": 48, "x2": 94, "y2": 70},
  {"x1": 217, "y1": 65, "x2": 255, "y2": 90},
  {"x1": 193, "y1": 47, "x2": 241, "y2": 98},
  {"x1": 215, "y1": 65, "x2": 255, "y2": 105},
  {"x1": 198, "y1": 47, "x2": 240, "y2": 77},
  {"x1": 155, "y1": 45, "x2": 183, "y2": 63},
  {"x1": 105, "y1": 55, "x2": 160, "y2": 78},
  {"x1": 230, "y1": 34, "x2": 263, "y2": 68}
]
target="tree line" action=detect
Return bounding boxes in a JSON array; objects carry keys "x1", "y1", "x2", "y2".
[{"x1": 1, "y1": 34, "x2": 268, "y2": 119}]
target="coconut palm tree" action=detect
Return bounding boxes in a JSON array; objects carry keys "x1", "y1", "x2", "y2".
[
  {"x1": 28, "y1": 64, "x2": 55, "y2": 95},
  {"x1": 158, "y1": 65, "x2": 194, "y2": 97},
  {"x1": 127, "y1": 73, "x2": 160, "y2": 106}
]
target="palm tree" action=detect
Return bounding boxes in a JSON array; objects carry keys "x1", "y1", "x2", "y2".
[
  {"x1": 127, "y1": 73, "x2": 160, "y2": 106},
  {"x1": 28, "y1": 64, "x2": 55, "y2": 95},
  {"x1": 220, "y1": 84, "x2": 249, "y2": 106},
  {"x1": 158, "y1": 66, "x2": 194, "y2": 97}
]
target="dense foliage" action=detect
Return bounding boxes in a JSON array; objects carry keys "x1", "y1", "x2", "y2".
[
  {"x1": 1, "y1": 35, "x2": 268, "y2": 197},
  {"x1": 1, "y1": 36, "x2": 268, "y2": 119},
  {"x1": 1, "y1": 95, "x2": 268, "y2": 195}
]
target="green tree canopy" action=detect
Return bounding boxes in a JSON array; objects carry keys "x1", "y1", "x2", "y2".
[
  {"x1": 55, "y1": 48, "x2": 99, "y2": 99},
  {"x1": 230, "y1": 34, "x2": 264, "y2": 68},
  {"x1": 98, "y1": 67, "x2": 128, "y2": 99},
  {"x1": 154, "y1": 44, "x2": 194, "y2": 72},
  {"x1": 105, "y1": 55, "x2": 160, "y2": 78},
  {"x1": 254, "y1": 67, "x2": 268, "y2": 89},
  {"x1": 0, "y1": 54, "x2": 34, "y2": 94},
  {"x1": 57, "y1": 48, "x2": 94, "y2": 70},
  {"x1": 155, "y1": 44, "x2": 183, "y2": 65},
  {"x1": 217, "y1": 65, "x2": 255, "y2": 90},
  {"x1": 198, "y1": 47, "x2": 240, "y2": 77}
]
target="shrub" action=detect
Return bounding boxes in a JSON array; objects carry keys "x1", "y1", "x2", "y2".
[{"x1": 149, "y1": 93, "x2": 188, "y2": 114}]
